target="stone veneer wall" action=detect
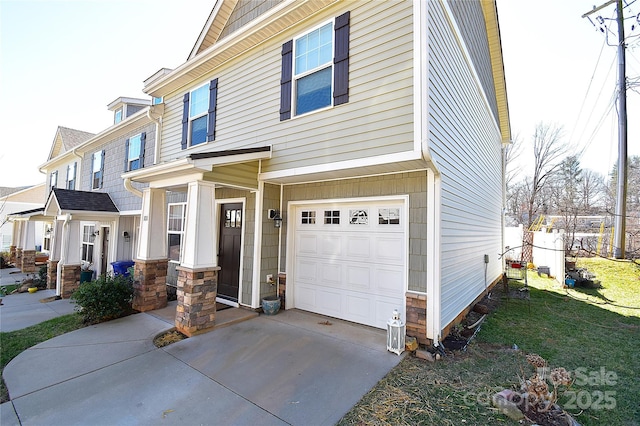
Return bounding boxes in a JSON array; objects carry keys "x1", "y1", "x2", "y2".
[
  {"x1": 47, "y1": 260, "x2": 59, "y2": 289},
  {"x1": 175, "y1": 266, "x2": 219, "y2": 336},
  {"x1": 406, "y1": 292, "x2": 428, "y2": 346},
  {"x1": 21, "y1": 249, "x2": 36, "y2": 273},
  {"x1": 9, "y1": 245, "x2": 16, "y2": 264},
  {"x1": 133, "y1": 259, "x2": 168, "y2": 312},
  {"x1": 15, "y1": 248, "x2": 22, "y2": 270},
  {"x1": 60, "y1": 264, "x2": 81, "y2": 299}
]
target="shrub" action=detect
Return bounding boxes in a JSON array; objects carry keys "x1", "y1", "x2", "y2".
[
  {"x1": 71, "y1": 274, "x2": 134, "y2": 324},
  {"x1": 33, "y1": 265, "x2": 48, "y2": 289}
]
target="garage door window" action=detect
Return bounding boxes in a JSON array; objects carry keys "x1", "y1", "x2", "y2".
[
  {"x1": 349, "y1": 209, "x2": 368, "y2": 225},
  {"x1": 378, "y1": 208, "x2": 400, "y2": 225},
  {"x1": 324, "y1": 210, "x2": 340, "y2": 224},
  {"x1": 301, "y1": 211, "x2": 316, "y2": 224}
]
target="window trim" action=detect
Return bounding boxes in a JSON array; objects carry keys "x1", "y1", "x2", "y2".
[
  {"x1": 124, "y1": 133, "x2": 146, "y2": 172},
  {"x1": 49, "y1": 171, "x2": 58, "y2": 191},
  {"x1": 66, "y1": 162, "x2": 76, "y2": 190},
  {"x1": 292, "y1": 19, "x2": 334, "y2": 117},
  {"x1": 114, "y1": 108, "x2": 123, "y2": 124},
  {"x1": 91, "y1": 150, "x2": 104, "y2": 190},
  {"x1": 167, "y1": 202, "x2": 186, "y2": 262},
  {"x1": 181, "y1": 79, "x2": 218, "y2": 149},
  {"x1": 81, "y1": 223, "x2": 95, "y2": 265}
]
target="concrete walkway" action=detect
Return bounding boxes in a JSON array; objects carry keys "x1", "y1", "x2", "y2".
[{"x1": 1, "y1": 300, "x2": 403, "y2": 425}]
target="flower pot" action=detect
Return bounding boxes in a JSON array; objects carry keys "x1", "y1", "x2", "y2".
[
  {"x1": 80, "y1": 270, "x2": 94, "y2": 283},
  {"x1": 262, "y1": 296, "x2": 281, "y2": 315}
]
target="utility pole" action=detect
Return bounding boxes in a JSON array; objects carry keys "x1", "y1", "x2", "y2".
[{"x1": 583, "y1": 0, "x2": 628, "y2": 259}]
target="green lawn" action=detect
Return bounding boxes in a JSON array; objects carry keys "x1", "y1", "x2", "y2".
[
  {"x1": 0, "y1": 314, "x2": 85, "y2": 403},
  {"x1": 340, "y1": 258, "x2": 640, "y2": 426}
]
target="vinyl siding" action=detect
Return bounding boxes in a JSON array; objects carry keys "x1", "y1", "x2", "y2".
[
  {"x1": 428, "y1": 0, "x2": 503, "y2": 330},
  {"x1": 80, "y1": 124, "x2": 155, "y2": 212},
  {"x1": 159, "y1": 1, "x2": 415, "y2": 175}
]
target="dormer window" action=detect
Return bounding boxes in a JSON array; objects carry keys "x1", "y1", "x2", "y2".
[
  {"x1": 152, "y1": 97, "x2": 163, "y2": 105},
  {"x1": 114, "y1": 108, "x2": 123, "y2": 124}
]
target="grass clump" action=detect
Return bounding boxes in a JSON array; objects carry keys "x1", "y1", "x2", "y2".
[
  {"x1": 1, "y1": 314, "x2": 85, "y2": 403},
  {"x1": 71, "y1": 274, "x2": 134, "y2": 324}
]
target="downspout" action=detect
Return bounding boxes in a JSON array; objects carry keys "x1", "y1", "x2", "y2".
[
  {"x1": 124, "y1": 178, "x2": 143, "y2": 198},
  {"x1": 147, "y1": 105, "x2": 163, "y2": 166},
  {"x1": 56, "y1": 213, "x2": 71, "y2": 298}
]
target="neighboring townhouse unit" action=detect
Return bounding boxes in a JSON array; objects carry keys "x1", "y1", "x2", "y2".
[
  {"x1": 38, "y1": 98, "x2": 158, "y2": 298},
  {"x1": 1, "y1": 184, "x2": 47, "y2": 272},
  {"x1": 123, "y1": 0, "x2": 511, "y2": 345}
]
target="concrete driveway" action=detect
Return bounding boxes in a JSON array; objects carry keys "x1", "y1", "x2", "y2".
[{"x1": 1, "y1": 308, "x2": 403, "y2": 425}]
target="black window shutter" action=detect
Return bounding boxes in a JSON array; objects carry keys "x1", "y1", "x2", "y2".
[
  {"x1": 140, "y1": 132, "x2": 146, "y2": 167},
  {"x1": 333, "y1": 11, "x2": 350, "y2": 106},
  {"x1": 279, "y1": 40, "x2": 293, "y2": 121},
  {"x1": 181, "y1": 93, "x2": 190, "y2": 149},
  {"x1": 99, "y1": 150, "x2": 105, "y2": 188},
  {"x1": 124, "y1": 139, "x2": 130, "y2": 172},
  {"x1": 207, "y1": 79, "x2": 218, "y2": 141}
]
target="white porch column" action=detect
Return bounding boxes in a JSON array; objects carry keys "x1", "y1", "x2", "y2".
[
  {"x1": 23, "y1": 221, "x2": 36, "y2": 251},
  {"x1": 181, "y1": 180, "x2": 217, "y2": 269},
  {"x1": 50, "y1": 220, "x2": 63, "y2": 262},
  {"x1": 137, "y1": 188, "x2": 167, "y2": 261}
]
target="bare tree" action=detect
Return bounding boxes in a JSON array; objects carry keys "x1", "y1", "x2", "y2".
[{"x1": 526, "y1": 123, "x2": 572, "y2": 227}]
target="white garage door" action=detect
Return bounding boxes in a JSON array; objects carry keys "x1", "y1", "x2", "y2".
[{"x1": 292, "y1": 199, "x2": 406, "y2": 329}]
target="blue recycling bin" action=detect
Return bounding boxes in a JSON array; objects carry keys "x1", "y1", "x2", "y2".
[{"x1": 111, "y1": 261, "x2": 135, "y2": 277}]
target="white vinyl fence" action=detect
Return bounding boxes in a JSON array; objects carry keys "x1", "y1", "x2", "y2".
[{"x1": 504, "y1": 226, "x2": 565, "y2": 285}]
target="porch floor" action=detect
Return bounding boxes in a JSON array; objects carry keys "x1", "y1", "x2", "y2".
[{"x1": 147, "y1": 300, "x2": 258, "y2": 329}]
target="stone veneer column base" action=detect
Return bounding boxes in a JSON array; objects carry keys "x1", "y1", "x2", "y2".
[
  {"x1": 175, "y1": 266, "x2": 219, "y2": 337},
  {"x1": 60, "y1": 264, "x2": 81, "y2": 299},
  {"x1": 21, "y1": 249, "x2": 36, "y2": 273},
  {"x1": 15, "y1": 248, "x2": 23, "y2": 271},
  {"x1": 133, "y1": 259, "x2": 168, "y2": 312},
  {"x1": 406, "y1": 292, "x2": 429, "y2": 346},
  {"x1": 9, "y1": 245, "x2": 16, "y2": 264},
  {"x1": 47, "y1": 260, "x2": 59, "y2": 289}
]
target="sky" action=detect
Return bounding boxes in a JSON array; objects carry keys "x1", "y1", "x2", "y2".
[{"x1": 0, "y1": 0, "x2": 639, "y2": 188}]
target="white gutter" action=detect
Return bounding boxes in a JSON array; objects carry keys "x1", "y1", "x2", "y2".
[{"x1": 123, "y1": 178, "x2": 143, "y2": 198}]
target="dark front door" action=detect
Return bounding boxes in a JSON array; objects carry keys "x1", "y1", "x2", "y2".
[
  {"x1": 100, "y1": 227, "x2": 109, "y2": 277},
  {"x1": 218, "y1": 203, "x2": 242, "y2": 302}
]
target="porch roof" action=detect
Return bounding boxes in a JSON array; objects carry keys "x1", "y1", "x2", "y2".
[
  {"x1": 44, "y1": 188, "x2": 119, "y2": 218},
  {"x1": 7, "y1": 207, "x2": 46, "y2": 221},
  {"x1": 123, "y1": 146, "x2": 271, "y2": 185}
]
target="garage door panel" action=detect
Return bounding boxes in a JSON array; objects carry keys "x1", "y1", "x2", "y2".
[
  {"x1": 345, "y1": 293, "x2": 372, "y2": 322},
  {"x1": 320, "y1": 263, "x2": 342, "y2": 287},
  {"x1": 375, "y1": 268, "x2": 404, "y2": 294},
  {"x1": 296, "y1": 259, "x2": 318, "y2": 283},
  {"x1": 297, "y1": 234, "x2": 318, "y2": 255},
  {"x1": 346, "y1": 264, "x2": 372, "y2": 290},
  {"x1": 346, "y1": 236, "x2": 371, "y2": 259},
  {"x1": 320, "y1": 234, "x2": 343, "y2": 256},
  {"x1": 375, "y1": 236, "x2": 404, "y2": 263}
]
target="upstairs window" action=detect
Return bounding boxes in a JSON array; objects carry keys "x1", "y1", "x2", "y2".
[
  {"x1": 124, "y1": 133, "x2": 146, "y2": 171},
  {"x1": 181, "y1": 79, "x2": 218, "y2": 149},
  {"x1": 91, "y1": 150, "x2": 104, "y2": 190},
  {"x1": 294, "y1": 22, "x2": 333, "y2": 115},
  {"x1": 152, "y1": 96, "x2": 163, "y2": 105},
  {"x1": 280, "y1": 11, "x2": 350, "y2": 120},
  {"x1": 66, "y1": 162, "x2": 76, "y2": 190},
  {"x1": 114, "y1": 108, "x2": 123, "y2": 124},
  {"x1": 49, "y1": 171, "x2": 58, "y2": 191}
]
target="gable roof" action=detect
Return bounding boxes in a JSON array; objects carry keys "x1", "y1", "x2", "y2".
[
  {"x1": 0, "y1": 184, "x2": 46, "y2": 203},
  {"x1": 45, "y1": 188, "x2": 119, "y2": 216},
  {"x1": 188, "y1": 0, "x2": 238, "y2": 60},
  {"x1": 48, "y1": 126, "x2": 96, "y2": 161},
  {"x1": 0, "y1": 186, "x2": 29, "y2": 198}
]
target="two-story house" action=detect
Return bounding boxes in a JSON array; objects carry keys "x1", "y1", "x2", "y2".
[
  {"x1": 39, "y1": 98, "x2": 160, "y2": 298},
  {"x1": 123, "y1": 0, "x2": 511, "y2": 346}
]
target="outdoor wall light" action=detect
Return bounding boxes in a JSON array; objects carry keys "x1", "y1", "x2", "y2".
[
  {"x1": 268, "y1": 209, "x2": 283, "y2": 228},
  {"x1": 93, "y1": 230, "x2": 100, "y2": 237},
  {"x1": 123, "y1": 231, "x2": 130, "y2": 242}
]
